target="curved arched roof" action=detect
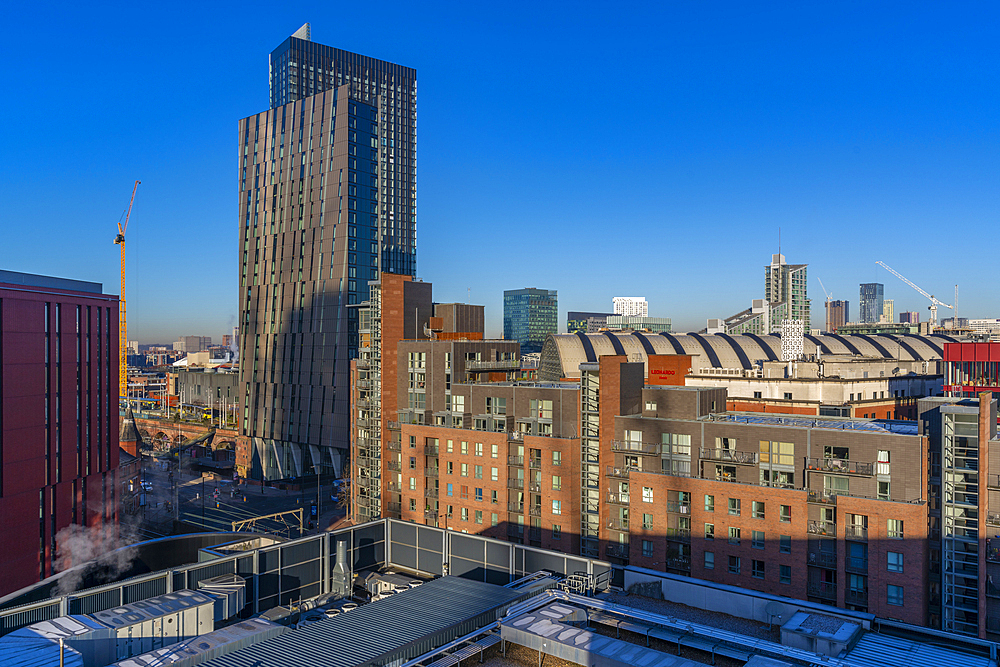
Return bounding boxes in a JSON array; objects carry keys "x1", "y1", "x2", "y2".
[{"x1": 539, "y1": 332, "x2": 945, "y2": 380}]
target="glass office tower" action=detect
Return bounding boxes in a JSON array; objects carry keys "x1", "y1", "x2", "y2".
[
  {"x1": 859, "y1": 283, "x2": 885, "y2": 323},
  {"x1": 504, "y1": 288, "x2": 558, "y2": 354},
  {"x1": 238, "y1": 27, "x2": 416, "y2": 480}
]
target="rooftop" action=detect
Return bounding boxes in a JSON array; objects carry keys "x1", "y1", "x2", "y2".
[
  {"x1": 0, "y1": 269, "x2": 103, "y2": 295},
  {"x1": 708, "y1": 413, "x2": 921, "y2": 436}
]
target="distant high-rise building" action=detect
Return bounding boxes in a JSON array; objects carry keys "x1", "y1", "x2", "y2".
[
  {"x1": 826, "y1": 300, "x2": 849, "y2": 332},
  {"x1": 238, "y1": 27, "x2": 417, "y2": 479},
  {"x1": 612, "y1": 297, "x2": 648, "y2": 317},
  {"x1": 504, "y1": 288, "x2": 557, "y2": 354},
  {"x1": 899, "y1": 311, "x2": 920, "y2": 324},
  {"x1": 882, "y1": 299, "x2": 894, "y2": 323},
  {"x1": 764, "y1": 254, "x2": 810, "y2": 329},
  {"x1": 172, "y1": 336, "x2": 211, "y2": 353},
  {"x1": 859, "y1": 283, "x2": 884, "y2": 323},
  {"x1": 567, "y1": 311, "x2": 612, "y2": 334}
]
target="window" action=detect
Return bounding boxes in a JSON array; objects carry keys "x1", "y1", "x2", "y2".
[
  {"x1": 460, "y1": 485, "x2": 469, "y2": 499},
  {"x1": 409, "y1": 478, "x2": 416, "y2": 491},
  {"x1": 552, "y1": 475, "x2": 562, "y2": 490},
  {"x1": 752, "y1": 560, "x2": 765, "y2": 579},
  {"x1": 887, "y1": 584, "x2": 903, "y2": 606},
  {"x1": 491, "y1": 490, "x2": 498, "y2": 504},
  {"x1": 887, "y1": 552, "x2": 903, "y2": 572},
  {"x1": 552, "y1": 524, "x2": 561, "y2": 539},
  {"x1": 460, "y1": 463, "x2": 468, "y2": 477},
  {"x1": 877, "y1": 450, "x2": 890, "y2": 475},
  {"x1": 705, "y1": 523, "x2": 715, "y2": 540},
  {"x1": 475, "y1": 442, "x2": 483, "y2": 456},
  {"x1": 878, "y1": 480, "x2": 890, "y2": 501},
  {"x1": 643, "y1": 513, "x2": 654, "y2": 530},
  {"x1": 705, "y1": 494, "x2": 715, "y2": 512},
  {"x1": 643, "y1": 487, "x2": 653, "y2": 503},
  {"x1": 729, "y1": 527, "x2": 741, "y2": 545},
  {"x1": 780, "y1": 565, "x2": 791, "y2": 584},
  {"x1": 460, "y1": 441, "x2": 468, "y2": 455},
  {"x1": 491, "y1": 444, "x2": 499, "y2": 458},
  {"x1": 446, "y1": 440, "x2": 454, "y2": 453},
  {"x1": 474, "y1": 465, "x2": 483, "y2": 479},
  {"x1": 552, "y1": 451, "x2": 562, "y2": 466},
  {"x1": 642, "y1": 540, "x2": 654, "y2": 557},
  {"x1": 704, "y1": 551, "x2": 715, "y2": 569},
  {"x1": 645, "y1": 401, "x2": 657, "y2": 411},
  {"x1": 783, "y1": 392, "x2": 792, "y2": 400},
  {"x1": 752, "y1": 501, "x2": 765, "y2": 519},
  {"x1": 779, "y1": 505, "x2": 791, "y2": 523},
  {"x1": 887, "y1": 519, "x2": 904, "y2": 539},
  {"x1": 728, "y1": 498, "x2": 741, "y2": 516},
  {"x1": 410, "y1": 436, "x2": 416, "y2": 448},
  {"x1": 552, "y1": 500, "x2": 562, "y2": 514},
  {"x1": 752, "y1": 530, "x2": 765, "y2": 549},
  {"x1": 447, "y1": 462, "x2": 454, "y2": 475},
  {"x1": 408, "y1": 456, "x2": 417, "y2": 469},
  {"x1": 491, "y1": 467, "x2": 498, "y2": 481},
  {"x1": 486, "y1": 396, "x2": 507, "y2": 415},
  {"x1": 753, "y1": 391, "x2": 762, "y2": 399},
  {"x1": 447, "y1": 483, "x2": 453, "y2": 496},
  {"x1": 491, "y1": 513, "x2": 498, "y2": 526},
  {"x1": 759, "y1": 441, "x2": 794, "y2": 466},
  {"x1": 780, "y1": 535, "x2": 791, "y2": 554},
  {"x1": 475, "y1": 510, "x2": 483, "y2": 524},
  {"x1": 729, "y1": 555, "x2": 741, "y2": 574},
  {"x1": 475, "y1": 487, "x2": 483, "y2": 501},
  {"x1": 461, "y1": 507, "x2": 469, "y2": 521},
  {"x1": 409, "y1": 498, "x2": 416, "y2": 511}
]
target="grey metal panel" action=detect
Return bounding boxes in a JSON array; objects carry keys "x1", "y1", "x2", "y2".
[
  {"x1": 415, "y1": 525, "x2": 444, "y2": 553},
  {"x1": 486, "y1": 542, "x2": 511, "y2": 571},
  {"x1": 281, "y1": 541, "x2": 320, "y2": 566},
  {"x1": 259, "y1": 549, "x2": 280, "y2": 573},
  {"x1": 417, "y1": 549, "x2": 442, "y2": 575},
  {"x1": 450, "y1": 534, "x2": 484, "y2": 561},
  {"x1": 392, "y1": 521, "x2": 418, "y2": 548}
]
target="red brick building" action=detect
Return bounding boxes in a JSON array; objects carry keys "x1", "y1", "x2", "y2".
[{"x1": 0, "y1": 271, "x2": 119, "y2": 596}]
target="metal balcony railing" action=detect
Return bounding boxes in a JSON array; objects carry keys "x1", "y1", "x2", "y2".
[
  {"x1": 425, "y1": 467, "x2": 439, "y2": 477},
  {"x1": 608, "y1": 518, "x2": 629, "y2": 531},
  {"x1": 606, "y1": 465, "x2": 632, "y2": 479},
  {"x1": 987, "y1": 511, "x2": 1000, "y2": 526},
  {"x1": 508, "y1": 502, "x2": 524, "y2": 513},
  {"x1": 610, "y1": 440, "x2": 660, "y2": 455},
  {"x1": 989, "y1": 474, "x2": 1000, "y2": 490},
  {"x1": 356, "y1": 359, "x2": 370, "y2": 369},
  {"x1": 665, "y1": 501, "x2": 691, "y2": 514},
  {"x1": 528, "y1": 528, "x2": 542, "y2": 541},
  {"x1": 606, "y1": 543, "x2": 630, "y2": 559},
  {"x1": 387, "y1": 421, "x2": 401, "y2": 430},
  {"x1": 808, "y1": 550, "x2": 837, "y2": 568},
  {"x1": 700, "y1": 449, "x2": 758, "y2": 464},
  {"x1": 529, "y1": 458, "x2": 542, "y2": 469},
  {"x1": 987, "y1": 540, "x2": 1000, "y2": 563},
  {"x1": 807, "y1": 489, "x2": 838, "y2": 505},
  {"x1": 607, "y1": 492, "x2": 630, "y2": 505},
  {"x1": 988, "y1": 581, "x2": 1000, "y2": 599},
  {"x1": 386, "y1": 441, "x2": 401, "y2": 451},
  {"x1": 507, "y1": 524, "x2": 524, "y2": 537},
  {"x1": 846, "y1": 557, "x2": 868, "y2": 574},
  {"x1": 508, "y1": 431, "x2": 524, "y2": 442},
  {"x1": 386, "y1": 501, "x2": 401, "y2": 513},
  {"x1": 508, "y1": 478, "x2": 524, "y2": 490},
  {"x1": 465, "y1": 359, "x2": 520, "y2": 370},
  {"x1": 424, "y1": 488, "x2": 438, "y2": 498},
  {"x1": 387, "y1": 481, "x2": 402, "y2": 493},
  {"x1": 807, "y1": 581, "x2": 837, "y2": 599},
  {"x1": 666, "y1": 527, "x2": 691, "y2": 542},
  {"x1": 845, "y1": 524, "x2": 868, "y2": 541},
  {"x1": 425, "y1": 445, "x2": 439, "y2": 455},
  {"x1": 845, "y1": 588, "x2": 868, "y2": 606},
  {"x1": 667, "y1": 556, "x2": 691, "y2": 570},
  {"x1": 529, "y1": 505, "x2": 541, "y2": 516},
  {"x1": 807, "y1": 520, "x2": 837, "y2": 537},
  {"x1": 424, "y1": 509, "x2": 438, "y2": 519},
  {"x1": 386, "y1": 460, "x2": 401, "y2": 472},
  {"x1": 508, "y1": 455, "x2": 523, "y2": 466},
  {"x1": 528, "y1": 481, "x2": 541, "y2": 493}
]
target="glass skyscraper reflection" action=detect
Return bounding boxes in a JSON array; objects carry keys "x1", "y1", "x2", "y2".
[{"x1": 504, "y1": 288, "x2": 558, "y2": 355}]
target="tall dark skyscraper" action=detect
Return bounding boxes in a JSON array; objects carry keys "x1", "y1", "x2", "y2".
[
  {"x1": 504, "y1": 288, "x2": 558, "y2": 354},
  {"x1": 238, "y1": 25, "x2": 416, "y2": 480},
  {"x1": 859, "y1": 283, "x2": 884, "y2": 323}
]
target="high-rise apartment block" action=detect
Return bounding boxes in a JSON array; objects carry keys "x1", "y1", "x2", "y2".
[
  {"x1": 859, "y1": 283, "x2": 884, "y2": 323},
  {"x1": 612, "y1": 297, "x2": 648, "y2": 317},
  {"x1": 172, "y1": 336, "x2": 211, "y2": 353},
  {"x1": 764, "y1": 254, "x2": 810, "y2": 329},
  {"x1": 882, "y1": 299, "x2": 894, "y2": 323},
  {"x1": 238, "y1": 28, "x2": 416, "y2": 479},
  {"x1": 900, "y1": 311, "x2": 920, "y2": 324},
  {"x1": 0, "y1": 271, "x2": 120, "y2": 597},
  {"x1": 503, "y1": 288, "x2": 557, "y2": 355},
  {"x1": 826, "y1": 300, "x2": 849, "y2": 333}
]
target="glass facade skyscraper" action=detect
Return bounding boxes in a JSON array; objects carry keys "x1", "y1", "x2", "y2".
[
  {"x1": 859, "y1": 283, "x2": 884, "y2": 323},
  {"x1": 764, "y1": 253, "x2": 810, "y2": 329},
  {"x1": 504, "y1": 288, "x2": 558, "y2": 354},
  {"x1": 238, "y1": 27, "x2": 416, "y2": 480}
]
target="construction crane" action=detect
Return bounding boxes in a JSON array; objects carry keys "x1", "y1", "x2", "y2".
[
  {"x1": 114, "y1": 181, "x2": 140, "y2": 398},
  {"x1": 817, "y1": 277, "x2": 833, "y2": 304},
  {"x1": 875, "y1": 260, "x2": 952, "y2": 327}
]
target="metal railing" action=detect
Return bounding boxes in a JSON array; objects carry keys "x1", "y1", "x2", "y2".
[
  {"x1": 387, "y1": 421, "x2": 401, "y2": 430},
  {"x1": 610, "y1": 439, "x2": 660, "y2": 455},
  {"x1": 808, "y1": 550, "x2": 837, "y2": 568},
  {"x1": 806, "y1": 489, "x2": 838, "y2": 505},
  {"x1": 987, "y1": 511, "x2": 1000, "y2": 526},
  {"x1": 665, "y1": 501, "x2": 691, "y2": 514},
  {"x1": 666, "y1": 527, "x2": 691, "y2": 542},
  {"x1": 667, "y1": 556, "x2": 691, "y2": 570},
  {"x1": 386, "y1": 501, "x2": 401, "y2": 513},
  {"x1": 987, "y1": 540, "x2": 1000, "y2": 563},
  {"x1": 506, "y1": 524, "x2": 524, "y2": 537},
  {"x1": 606, "y1": 465, "x2": 631, "y2": 479},
  {"x1": 386, "y1": 460, "x2": 401, "y2": 472},
  {"x1": 989, "y1": 474, "x2": 1000, "y2": 489},
  {"x1": 387, "y1": 481, "x2": 402, "y2": 492},
  {"x1": 807, "y1": 520, "x2": 837, "y2": 537},
  {"x1": 608, "y1": 518, "x2": 629, "y2": 531},
  {"x1": 700, "y1": 449, "x2": 758, "y2": 464},
  {"x1": 424, "y1": 509, "x2": 438, "y2": 519},
  {"x1": 846, "y1": 556, "x2": 868, "y2": 574},
  {"x1": 606, "y1": 543, "x2": 630, "y2": 559},
  {"x1": 845, "y1": 588, "x2": 868, "y2": 606},
  {"x1": 507, "y1": 431, "x2": 524, "y2": 442},
  {"x1": 529, "y1": 458, "x2": 542, "y2": 469},
  {"x1": 424, "y1": 488, "x2": 439, "y2": 498},
  {"x1": 508, "y1": 455, "x2": 523, "y2": 466},
  {"x1": 507, "y1": 478, "x2": 524, "y2": 490},
  {"x1": 807, "y1": 581, "x2": 836, "y2": 599},
  {"x1": 528, "y1": 528, "x2": 542, "y2": 541},
  {"x1": 607, "y1": 492, "x2": 630, "y2": 505},
  {"x1": 386, "y1": 441, "x2": 401, "y2": 451},
  {"x1": 465, "y1": 359, "x2": 520, "y2": 370},
  {"x1": 528, "y1": 481, "x2": 541, "y2": 493},
  {"x1": 425, "y1": 467, "x2": 439, "y2": 477},
  {"x1": 529, "y1": 506, "x2": 541, "y2": 517},
  {"x1": 508, "y1": 502, "x2": 524, "y2": 513},
  {"x1": 988, "y1": 581, "x2": 1000, "y2": 599},
  {"x1": 845, "y1": 524, "x2": 868, "y2": 541},
  {"x1": 425, "y1": 445, "x2": 439, "y2": 455},
  {"x1": 806, "y1": 457, "x2": 875, "y2": 476}
]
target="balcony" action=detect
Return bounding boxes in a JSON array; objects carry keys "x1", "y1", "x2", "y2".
[
  {"x1": 988, "y1": 511, "x2": 1000, "y2": 526},
  {"x1": 666, "y1": 527, "x2": 691, "y2": 542},
  {"x1": 845, "y1": 525, "x2": 868, "y2": 542},
  {"x1": 386, "y1": 441, "x2": 401, "y2": 451},
  {"x1": 425, "y1": 467, "x2": 440, "y2": 477},
  {"x1": 807, "y1": 581, "x2": 837, "y2": 600},
  {"x1": 988, "y1": 581, "x2": 1000, "y2": 599},
  {"x1": 507, "y1": 524, "x2": 524, "y2": 538},
  {"x1": 807, "y1": 457, "x2": 876, "y2": 475},
  {"x1": 606, "y1": 543, "x2": 630, "y2": 559},
  {"x1": 700, "y1": 449, "x2": 758, "y2": 465},
  {"x1": 425, "y1": 445, "x2": 439, "y2": 455},
  {"x1": 808, "y1": 550, "x2": 837, "y2": 568},
  {"x1": 665, "y1": 501, "x2": 691, "y2": 514},
  {"x1": 508, "y1": 431, "x2": 524, "y2": 442},
  {"x1": 846, "y1": 556, "x2": 868, "y2": 574},
  {"x1": 387, "y1": 421, "x2": 401, "y2": 430},
  {"x1": 507, "y1": 478, "x2": 525, "y2": 490},
  {"x1": 667, "y1": 556, "x2": 691, "y2": 571},
  {"x1": 528, "y1": 528, "x2": 542, "y2": 541},
  {"x1": 465, "y1": 358, "x2": 520, "y2": 371},
  {"x1": 356, "y1": 359, "x2": 371, "y2": 369},
  {"x1": 508, "y1": 455, "x2": 524, "y2": 466},
  {"x1": 424, "y1": 509, "x2": 438, "y2": 519},
  {"x1": 989, "y1": 474, "x2": 1000, "y2": 490},
  {"x1": 424, "y1": 488, "x2": 438, "y2": 498},
  {"x1": 807, "y1": 489, "x2": 838, "y2": 505},
  {"x1": 386, "y1": 460, "x2": 401, "y2": 472},
  {"x1": 988, "y1": 539, "x2": 1000, "y2": 563},
  {"x1": 610, "y1": 439, "x2": 660, "y2": 455},
  {"x1": 528, "y1": 505, "x2": 541, "y2": 517},
  {"x1": 845, "y1": 588, "x2": 868, "y2": 606},
  {"x1": 606, "y1": 465, "x2": 631, "y2": 479},
  {"x1": 528, "y1": 481, "x2": 541, "y2": 493},
  {"x1": 529, "y1": 458, "x2": 542, "y2": 470},
  {"x1": 808, "y1": 520, "x2": 837, "y2": 537},
  {"x1": 508, "y1": 502, "x2": 524, "y2": 513},
  {"x1": 608, "y1": 518, "x2": 630, "y2": 531},
  {"x1": 607, "y1": 492, "x2": 630, "y2": 505},
  {"x1": 386, "y1": 501, "x2": 401, "y2": 513}
]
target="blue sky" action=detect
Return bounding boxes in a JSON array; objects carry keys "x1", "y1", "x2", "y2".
[{"x1": 1, "y1": 2, "x2": 997, "y2": 342}]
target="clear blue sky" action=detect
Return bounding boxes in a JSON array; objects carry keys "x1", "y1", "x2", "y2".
[{"x1": 2, "y1": 2, "x2": 997, "y2": 342}]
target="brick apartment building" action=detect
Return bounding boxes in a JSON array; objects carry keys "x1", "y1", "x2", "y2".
[
  {"x1": 351, "y1": 282, "x2": 998, "y2": 638},
  {"x1": 0, "y1": 270, "x2": 120, "y2": 597}
]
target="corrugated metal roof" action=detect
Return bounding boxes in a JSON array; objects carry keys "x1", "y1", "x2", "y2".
[
  {"x1": 845, "y1": 632, "x2": 995, "y2": 667},
  {"x1": 202, "y1": 576, "x2": 522, "y2": 667}
]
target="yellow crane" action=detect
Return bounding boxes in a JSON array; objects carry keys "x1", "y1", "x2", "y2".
[{"x1": 114, "y1": 181, "x2": 140, "y2": 397}]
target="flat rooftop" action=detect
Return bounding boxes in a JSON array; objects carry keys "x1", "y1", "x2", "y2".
[
  {"x1": 710, "y1": 412, "x2": 920, "y2": 436},
  {"x1": 0, "y1": 269, "x2": 103, "y2": 294}
]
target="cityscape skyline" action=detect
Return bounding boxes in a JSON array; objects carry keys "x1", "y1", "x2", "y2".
[{"x1": 2, "y1": 3, "x2": 998, "y2": 342}]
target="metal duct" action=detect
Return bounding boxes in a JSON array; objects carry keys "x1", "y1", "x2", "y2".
[{"x1": 331, "y1": 537, "x2": 351, "y2": 597}]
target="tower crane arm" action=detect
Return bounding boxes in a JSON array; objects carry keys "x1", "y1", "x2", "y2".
[
  {"x1": 875, "y1": 261, "x2": 953, "y2": 308},
  {"x1": 817, "y1": 277, "x2": 832, "y2": 302}
]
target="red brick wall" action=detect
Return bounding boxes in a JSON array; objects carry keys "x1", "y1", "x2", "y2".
[{"x1": 647, "y1": 355, "x2": 692, "y2": 386}]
